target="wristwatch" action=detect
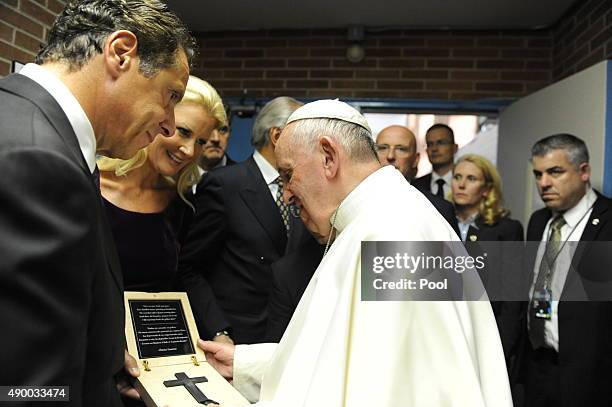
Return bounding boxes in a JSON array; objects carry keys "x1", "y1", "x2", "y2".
[{"x1": 213, "y1": 330, "x2": 230, "y2": 338}]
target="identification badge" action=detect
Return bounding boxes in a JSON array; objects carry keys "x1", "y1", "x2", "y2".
[{"x1": 533, "y1": 288, "x2": 552, "y2": 320}]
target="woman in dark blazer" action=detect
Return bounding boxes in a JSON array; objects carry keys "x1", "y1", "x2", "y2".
[{"x1": 451, "y1": 154, "x2": 524, "y2": 388}]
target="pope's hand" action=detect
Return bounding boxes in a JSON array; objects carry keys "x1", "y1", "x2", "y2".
[
  {"x1": 198, "y1": 339, "x2": 234, "y2": 380},
  {"x1": 116, "y1": 350, "x2": 141, "y2": 399}
]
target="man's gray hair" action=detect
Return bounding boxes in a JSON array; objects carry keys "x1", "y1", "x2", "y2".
[
  {"x1": 290, "y1": 118, "x2": 378, "y2": 163},
  {"x1": 531, "y1": 133, "x2": 589, "y2": 167},
  {"x1": 251, "y1": 96, "x2": 303, "y2": 149}
]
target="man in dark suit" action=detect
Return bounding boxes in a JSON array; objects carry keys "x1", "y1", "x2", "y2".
[
  {"x1": 412, "y1": 123, "x2": 458, "y2": 200},
  {"x1": 519, "y1": 133, "x2": 612, "y2": 407},
  {"x1": 178, "y1": 96, "x2": 305, "y2": 345},
  {"x1": 375, "y1": 124, "x2": 460, "y2": 235},
  {"x1": 198, "y1": 124, "x2": 236, "y2": 173},
  {"x1": 0, "y1": 2, "x2": 194, "y2": 405}
]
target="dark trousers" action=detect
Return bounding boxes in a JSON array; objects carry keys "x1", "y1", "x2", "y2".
[{"x1": 524, "y1": 347, "x2": 561, "y2": 407}]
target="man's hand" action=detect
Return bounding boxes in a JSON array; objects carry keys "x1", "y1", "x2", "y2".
[
  {"x1": 116, "y1": 350, "x2": 141, "y2": 399},
  {"x1": 213, "y1": 333, "x2": 234, "y2": 345},
  {"x1": 198, "y1": 339, "x2": 235, "y2": 380}
]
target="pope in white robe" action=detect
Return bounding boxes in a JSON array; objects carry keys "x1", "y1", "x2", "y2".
[{"x1": 199, "y1": 100, "x2": 513, "y2": 407}]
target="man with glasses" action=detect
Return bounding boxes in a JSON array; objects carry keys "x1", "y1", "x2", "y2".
[
  {"x1": 178, "y1": 97, "x2": 306, "y2": 345},
  {"x1": 375, "y1": 124, "x2": 459, "y2": 235},
  {"x1": 413, "y1": 123, "x2": 458, "y2": 200}
]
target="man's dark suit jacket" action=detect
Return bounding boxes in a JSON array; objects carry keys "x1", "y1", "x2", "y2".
[
  {"x1": 178, "y1": 156, "x2": 304, "y2": 344},
  {"x1": 419, "y1": 188, "x2": 460, "y2": 236},
  {"x1": 517, "y1": 192, "x2": 612, "y2": 407},
  {"x1": 0, "y1": 75, "x2": 125, "y2": 406},
  {"x1": 412, "y1": 172, "x2": 433, "y2": 194}
]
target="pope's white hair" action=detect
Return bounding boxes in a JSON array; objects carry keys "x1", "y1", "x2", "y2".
[{"x1": 288, "y1": 118, "x2": 378, "y2": 163}]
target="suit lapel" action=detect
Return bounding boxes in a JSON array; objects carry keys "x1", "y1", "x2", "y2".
[
  {"x1": 239, "y1": 157, "x2": 287, "y2": 255},
  {"x1": 1, "y1": 75, "x2": 124, "y2": 293}
]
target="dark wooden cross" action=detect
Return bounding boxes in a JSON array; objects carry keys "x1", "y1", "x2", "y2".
[{"x1": 163, "y1": 372, "x2": 218, "y2": 405}]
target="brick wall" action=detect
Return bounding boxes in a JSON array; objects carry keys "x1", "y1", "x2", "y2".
[
  {"x1": 0, "y1": 0, "x2": 65, "y2": 76},
  {"x1": 552, "y1": 0, "x2": 612, "y2": 81},
  {"x1": 193, "y1": 29, "x2": 553, "y2": 100}
]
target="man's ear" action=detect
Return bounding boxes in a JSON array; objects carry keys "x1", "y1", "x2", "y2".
[
  {"x1": 579, "y1": 162, "x2": 591, "y2": 182},
  {"x1": 269, "y1": 127, "x2": 282, "y2": 148},
  {"x1": 104, "y1": 30, "x2": 138, "y2": 78},
  {"x1": 320, "y1": 136, "x2": 339, "y2": 178},
  {"x1": 413, "y1": 152, "x2": 420, "y2": 169}
]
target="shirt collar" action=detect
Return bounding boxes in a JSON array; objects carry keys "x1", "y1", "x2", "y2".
[
  {"x1": 558, "y1": 186, "x2": 597, "y2": 228},
  {"x1": 253, "y1": 149, "x2": 279, "y2": 185},
  {"x1": 19, "y1": 63, "x2": 97, "y2": 173},
  {"x1": 432, "y1": 170, "x2": 452, "y2": 185}
]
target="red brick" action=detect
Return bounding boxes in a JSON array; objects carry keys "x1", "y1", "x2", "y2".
[
  {"x1": 0, "y1": 4, "x2": 44, "y2": 37},
  {"x1": 266, "y1": 48, "x2": 308, "y2": 57},
  {"x1": 427, "y1": 38, "x2": 474, "y2": 47},
  {"x1": 198, "y1": 49, "x2": 223, "y2": 58},
  {"x1": 225, "y1": 49, "x2": 263, "y2": 58},
  {"x1": 0, "y1": 40, "x2": 36, "y2": 63},
  {"x1": 286, "y1": 80, "x2": 329, "y2": 88},
  {"x1": 427, "y1": 59, "x2": 474, "y2": 69},
  {"x1": 426, "y1": 81, "x2": 473, "y2": 91},
  {"x1": 355, "y1": 70, "x2": 399, "y2": 79},
  {"x1": 223, "y1": 69, "x2": 264, "y2": 78},
  {"x1": 288, "y1": 59, "x2": 330, "y2": 68},
  {"x1": 47, "y1": 0, "x2": 65, "y2": 13},
  {"x1": 195, "y1": 69, "x2": 223, "y2": 80},
  {"x1": 307, "y1": 89, "x2": 354, "y2": 98},
  {"x1": 403, "y1": 48, "x2": 449, "y2": 58},
  {"x1": 202, "y1": 60, "x2": 242, "y2": 69},
  {"x1": 590, "y1": 0, "x2": 612, "y2": 23},
  {"x1": 333, "y1": 59, "x2": 377, "y2": 68},
  {"x1": 576, "y1": 47, "x2": 605, "y2": 71},
  {"x1": 398, "y1": 91, "x2": 449, "y2": 99},
  {"x1": 500, "y1": 71, "x2": 550, "y2": 81},
  {"x1": 590, "y1": 25, "x2": 612, "y2": 51},
  {"x1": 209, "y1": 79, "x2": 241, "y2": 88},
  {"x1": 15, "y1": 31, "x2": 43, "y2": 53},
  {"x1": 221, "y1": 89, "x2": 263, "y2": 97},
  {"x1": 0, "y1": 21, "x2": 14, "y2": 42},
  {"x1": 401, "y1": 70, "x2": 448, "y2": 79},
  {"x1": 268, "y1": 29, "x2": 311, "y2": 37},
  {"x1": 266, "y1": 70, "x2": 307, "y2": 78},
  {"x1": 452, "y1": 48, "x2": 499, "y2": 58},
  {"x1": 310, "y1": 69, "x2": 353, "y2": 78},
  {"x1": 203, "y1": 39, "x2": 243, "y2": 48},
  {"x1": 378, "y1": 59, "x2": 425, "y2": 69},
  {"x1": 287, "y1": 38, "x2": 333, "y2": 47},
  {"x1": 527, "y1": 38, "x2": 553, "y2": 47},
  {"x1": 575, "y1": 17, "x2": 604, "y2": 45},
  {"x1": 358, "y1": 90, "x2": 403, "y2": 98},
  {"x1": 501, "y1": 49, "x2": 550, "y2": 58},
  {"x1": 20, "y1": 0, "x2": 56, "y2": 26},
  {"x1": 565, "y1": 44, "x2": 590, "y2": 68},
  {"x1": 475, "y1": 82, "x2": 524, "y2": 92},
  {"x1": 264, "y1": 89, "x2": 303, "y2": 98},
  {"x1": 243, "y1": 80, "x2": 284, "y2": 88},
  {"x1": 450, "y1": 92, "x2": 496, "y2": 100},
  {"x1": 330, "y1": 80, "x2": 375, "y2": 89},
  {"x1": 309, "y1": 48, "x2": 345, "y2": 57},
  {"x1": 245, "y1": 59, "x2": 285, "y2": 68},
  {"x1": 0, "y1": 59, "x2": 10, "y2": 76},
  {"x1": 477, "y1": 37, "x2": 525, "y2": 47},
  {"x1": 451, "y1": 70, "x2": 498, "y2": 80},
  {"x1": 367, "y1": 48, "x2": 401, "y2": 57},
  {"x1": 378, "y1": 37, "x2": 425, "y2": 47},
  {"x1": 527, "y1": 60, "x2": 552, "y2": 69},
  {"x1": 377, "y1": 80, "x2": 423, "y2": 90},
  {"x1": 477, "y1": 59, "x2": 525, "y2": 69},
  {"x1": 244, "y1": 39, "x2": 287, "y2": 47}
]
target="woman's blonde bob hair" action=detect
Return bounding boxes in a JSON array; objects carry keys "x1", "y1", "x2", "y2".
[
  {"x1": 451, "y1": 154, "x2": 510, "y2": 225},
  {"x1": 98, "y1": 75, "x2": 227, "y2": 207}
]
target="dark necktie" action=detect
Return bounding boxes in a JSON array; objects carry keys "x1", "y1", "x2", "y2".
[
  {"x1": 528, "y1": 215, "x2": 566, "y2": 349},
  {"x1": 93, "y1": 166, "x2": 100, "y2": 190},
  {"x1": 435, "y1": 178, "x2": 445, "y2": 198},
  {"x1": 273, "y1": 177, "x2": 290, "y2": 235}
]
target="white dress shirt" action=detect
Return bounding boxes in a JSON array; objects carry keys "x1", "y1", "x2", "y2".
[
  {"x1": 529, "y1": 187, "x2": 597, "y2": 351},
  {"x1": 19, "y1": 63, "x2": 96, "y2": 173},
  {"x1": 430, "y1": 170, "x2": 453, "y2": 200},
  {"x1": 253, "y1": 150, "x2": 280, "y2": 201}
]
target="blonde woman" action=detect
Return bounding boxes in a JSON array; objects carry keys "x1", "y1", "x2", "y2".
[{"x1": 98, "y1": 75, "x2": 227, "y2": 291}]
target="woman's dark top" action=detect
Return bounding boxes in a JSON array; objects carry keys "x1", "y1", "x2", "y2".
[{"x1": 103, "y1": 197, "x2": 181, "y2": 292}]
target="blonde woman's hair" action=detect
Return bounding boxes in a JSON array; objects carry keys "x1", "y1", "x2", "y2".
[
  {"x1": 98, "y1": 75, "x2": 227, "y2": 208},
  {"x1": 452, "y1": 154, "x2": 509, "y2": 225}
]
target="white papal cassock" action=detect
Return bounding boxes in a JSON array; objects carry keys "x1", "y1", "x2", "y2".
[{"x1": 232, "y1": 165, "x2": 513, "y2": 407}]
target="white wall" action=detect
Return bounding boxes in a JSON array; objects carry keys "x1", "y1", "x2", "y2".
[{"x1": 498, "y1": 60, "x2": 609, "y2": 227}]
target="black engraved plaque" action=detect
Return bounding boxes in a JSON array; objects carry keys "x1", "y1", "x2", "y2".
[{"x1": 129, "y1": 299, "x2": 195, "y2": 359}]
